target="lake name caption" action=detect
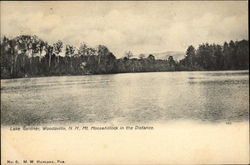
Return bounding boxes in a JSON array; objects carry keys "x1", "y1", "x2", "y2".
[{"x1": 9, "y1": 125, "x2": 154, "y2": 131}]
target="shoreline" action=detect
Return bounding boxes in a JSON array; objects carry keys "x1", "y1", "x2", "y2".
[{"x1": 1, "y1": 69, "x2": 249, "y2": 80}]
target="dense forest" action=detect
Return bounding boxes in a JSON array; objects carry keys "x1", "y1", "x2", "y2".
[{"x1": 0, "y1": 35, "x2": 249, "y2": 79}]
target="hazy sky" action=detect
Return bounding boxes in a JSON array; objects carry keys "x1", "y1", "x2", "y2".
[{"x1": 1, "y1": 1, "x2": 248, "y2": 57}]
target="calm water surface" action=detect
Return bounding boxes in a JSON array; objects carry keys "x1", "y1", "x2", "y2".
[{"x1": 1, "y1": 70, "x2": 249, "y2": 125}]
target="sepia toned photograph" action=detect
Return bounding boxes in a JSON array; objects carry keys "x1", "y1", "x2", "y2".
[{"x1": 1, "y1": 1, "x2": 249, "y2": 164}]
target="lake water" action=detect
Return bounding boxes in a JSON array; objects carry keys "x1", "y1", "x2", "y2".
[{"x1": 1, "y1": 70, "x2": 249, "y2": 125}]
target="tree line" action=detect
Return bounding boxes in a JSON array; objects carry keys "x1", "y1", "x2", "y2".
[
  {"x1": 0, "y1": 35, "x2": 249, "y2": 79},
  {"x1": 180, "y1": 40, "x2": 249, "y2": 71}
]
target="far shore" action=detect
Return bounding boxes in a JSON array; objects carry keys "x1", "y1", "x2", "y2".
[{"x1": 1, "y1": 69, "x2": 249, "y2": 80}]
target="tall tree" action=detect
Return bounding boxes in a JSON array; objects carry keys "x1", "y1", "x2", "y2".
[
  {"x1": 186, "y1": 45, "x2": 196, "y2": 67},
  {"x1": 53, "y1": 40, "x2": 63, "y2": 63},
  {"x1": 65, "y1": 45, "x2": 75, "y2": 72}
]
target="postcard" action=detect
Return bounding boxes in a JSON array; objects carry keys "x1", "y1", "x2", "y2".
[{"x1": 1, "y1": 1, "x2": 249, "y2": 164}]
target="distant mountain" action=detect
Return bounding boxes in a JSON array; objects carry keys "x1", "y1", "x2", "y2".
[
  {"x1": 135, "y1": 51, "x2": 185, "y2": 61},
  {"x1": 152, "y1": 51, "x2": 185, "y2": 61}
]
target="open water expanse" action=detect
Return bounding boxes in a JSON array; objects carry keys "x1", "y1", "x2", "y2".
[{"x1": 1, "y1": 70, "x2": 249, "y2": 125}]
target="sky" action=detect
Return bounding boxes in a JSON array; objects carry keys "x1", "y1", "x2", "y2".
[{"x1": 1, "y1": 1, "x2": 248, "y2": 58}]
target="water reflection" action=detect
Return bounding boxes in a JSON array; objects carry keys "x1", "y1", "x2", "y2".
[{"x1": 1, "y1": 70, "x2": 249, "y2": 125}]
